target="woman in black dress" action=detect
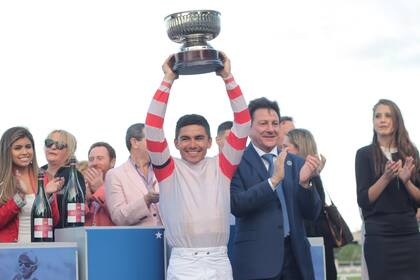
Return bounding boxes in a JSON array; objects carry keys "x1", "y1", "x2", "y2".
[{"x1": 356, "y1": 99, "x2": 420, "y2": 280}]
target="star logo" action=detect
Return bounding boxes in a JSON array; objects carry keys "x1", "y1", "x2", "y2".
[{"x1": 155, "y1": 231, "x2": 162, "y2": 239}]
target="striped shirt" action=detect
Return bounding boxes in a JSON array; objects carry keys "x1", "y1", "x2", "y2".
[{"x1": 145, "y1": 76, "x2": 250, "y2": 248}]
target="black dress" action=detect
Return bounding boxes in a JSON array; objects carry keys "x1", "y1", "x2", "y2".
[
  {"x1": 356, "y1": 145, "x2": 420, "y2": 280},
  {"x1": 304, "y1": 176, "x2": 337, "y2": 280}
]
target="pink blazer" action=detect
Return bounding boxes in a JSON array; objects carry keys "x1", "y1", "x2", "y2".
[{"x1": 105, "y1": 160, "x2": 162, "y2": 226}]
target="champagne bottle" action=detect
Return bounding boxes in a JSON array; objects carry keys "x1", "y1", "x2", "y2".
[
  {"x1": 31, "y1": 171, "x2": 53, "y2": 242},
  {"x1": 61, "y1": 157, "x2": 85, "y2": 227}
]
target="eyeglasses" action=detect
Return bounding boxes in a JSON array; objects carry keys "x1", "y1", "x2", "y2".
[
  {"x1": 44, "y1": 139, "x2": 68, "y2": 150},
  {"x1": 19, "y1": 262, "x2": 34, "y2": 268}
]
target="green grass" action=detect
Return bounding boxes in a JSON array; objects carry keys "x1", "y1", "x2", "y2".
[{"x1": 335, "y1": 244, "x2": 362, "y2": 262}]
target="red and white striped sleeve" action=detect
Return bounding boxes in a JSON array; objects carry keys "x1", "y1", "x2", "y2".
[
  {"x1": 145, "y1": 80, "x2": 175, "y2": 182},
  {"x1": 219, "y1": 76, "x2": 251, "y2": 180}
]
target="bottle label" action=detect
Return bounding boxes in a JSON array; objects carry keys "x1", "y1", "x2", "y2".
[
  {"x1": 67, "y1": 203, "x2": 85, "y2": 223},
  {"x1": 34, "y1": 218, "x2": 53, "y2": 238}
]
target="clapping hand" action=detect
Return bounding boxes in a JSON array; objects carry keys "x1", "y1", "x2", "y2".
[
  {"x1": 299, "y1": 155, "x2": 322, "y2": 188},
  {"x1": 317, "y1": 154, "x2": 327, "y2": 174},
  {"x1": 45, "y1": 177, "x2": 65, "y2": 194},
  {"x1": 271, "y1": 148, "x2": 288, "y2": 186},
  {"x1": 85, "y1": 167, "x2": 104, "y2": 194},
  {"x1": 398, "y1": 157, "x2": 415, "y2": 184},
  {"x1": 14, "y1": 170, "x2": 29, "y2": 196},
  {"x1": 384, "y1": 160, "x2": 402, "y2": 181}
]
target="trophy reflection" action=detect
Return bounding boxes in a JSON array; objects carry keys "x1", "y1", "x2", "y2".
[{"x1": 164, "y1": 10, "x2": 223, "y2": 75}]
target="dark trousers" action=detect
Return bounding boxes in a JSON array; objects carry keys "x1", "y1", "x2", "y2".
[
  {"x1": 324, "y1": 241, "x2": 337, "y2": 280},
  {"x1": 266, "y1": 236, "x2": 303, "y2": 280}
]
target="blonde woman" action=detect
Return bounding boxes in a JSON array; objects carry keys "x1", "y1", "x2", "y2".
[
  {"x1": 41, "y1": 129, "x2": 86, "y2": 228},
  {"x1": 283, "y1": 128, "x2": 336, "y2": 280},
  {"x1": 0, "y1": 127, "x2": 63, "y2": 243}
]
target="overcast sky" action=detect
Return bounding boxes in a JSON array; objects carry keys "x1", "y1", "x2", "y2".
[{"x1": 1, "y1": 0, "x2": 419, "y2": 231}]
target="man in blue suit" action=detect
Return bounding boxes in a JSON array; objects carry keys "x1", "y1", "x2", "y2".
[{"x1": 231, "y1": 97, "x2": 322, "y2": 280}]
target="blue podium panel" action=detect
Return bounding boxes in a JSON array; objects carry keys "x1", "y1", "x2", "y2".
[
  {"x1": 308, "y1": 237, "x2": 326, "y2": 280},
  {"x1": 0, "y1": 242, "x2": 78, "y2": 280},
  {"x1": 56, "y1": 226, "x2": 165, "y2": 280},
  {"x1": 86, "y1": 228, "x2": 165, "y2": 280}
]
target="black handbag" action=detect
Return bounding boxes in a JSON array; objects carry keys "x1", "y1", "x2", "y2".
[{"x1": 323, "y1": 201, "x2": 354, "y2": 248}]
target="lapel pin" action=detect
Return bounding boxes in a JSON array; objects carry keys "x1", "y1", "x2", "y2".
[{"x1": 286, "y1": 160, "x2": 292, "y2": 166}]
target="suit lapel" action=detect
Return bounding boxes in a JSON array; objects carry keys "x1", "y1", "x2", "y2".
[
  {"x1": 244, "y1": 144, "x2": 268, "y2": 180},
  {"x1": 123, "y1": 161, "x2": 148, "y2": 196}
]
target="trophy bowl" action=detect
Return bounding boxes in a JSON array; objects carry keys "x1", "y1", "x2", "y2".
[{"x1": 164, "y1": 10, "x2": 223, "y2": 75}]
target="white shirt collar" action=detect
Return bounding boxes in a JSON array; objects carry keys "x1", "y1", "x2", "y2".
[
  {"x1": 380, "y1": 146, "x2": 398, "y2": 161},
  {"x1": 251, "y1": 142, "x2": 278, "y2": 158}
]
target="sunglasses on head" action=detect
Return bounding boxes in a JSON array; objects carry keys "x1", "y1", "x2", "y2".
[{"x1": 44, "y1": 139, "x2": 68, "y2": 150}]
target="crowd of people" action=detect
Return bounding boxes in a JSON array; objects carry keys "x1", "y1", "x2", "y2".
[{"x1": 1, "y1": 53, "x2": 419, "y2": 280}]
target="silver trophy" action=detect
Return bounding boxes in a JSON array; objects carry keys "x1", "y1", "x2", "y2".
[{"x1": 164, "y1": 10, "x2": 223, "y2": 75}]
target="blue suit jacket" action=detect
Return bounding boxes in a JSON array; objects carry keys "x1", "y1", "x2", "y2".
[{"x1": 230, "y1": 144, "x2": 321, "y2": 280}]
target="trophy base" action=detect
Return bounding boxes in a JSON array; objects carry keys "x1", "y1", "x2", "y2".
[{"x1": 173, "y1": 49, "x2": 223, "y2": 75}]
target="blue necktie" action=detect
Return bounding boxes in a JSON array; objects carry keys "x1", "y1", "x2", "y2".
[{"x1": 262, "y1": 154, "x2": 290, "y2": 237}]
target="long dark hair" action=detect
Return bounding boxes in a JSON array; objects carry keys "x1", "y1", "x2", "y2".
[
  {"x1": 0, "y1": 127, "x2": 39, "y2": 205},
  {"x1": 371, "y1": 99, "x2": 420, "y2": 182}
]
